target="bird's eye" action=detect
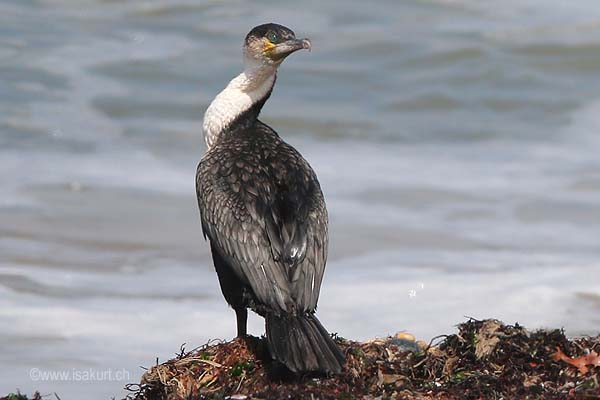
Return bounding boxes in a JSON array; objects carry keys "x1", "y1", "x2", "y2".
[{"x1": 267, "y1": 31, "x2": 279, "y2": 43}]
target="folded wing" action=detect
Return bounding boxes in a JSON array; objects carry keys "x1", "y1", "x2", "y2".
[{"x1": 196, "y1": 137, "x2": 327, "y2": 314}]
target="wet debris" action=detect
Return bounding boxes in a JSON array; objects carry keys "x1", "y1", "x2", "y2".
[
  {"x1": 124, "y1": 318, "x2": 600, "y2": 399},
  {"x1": 0, "y1": 393, "x2": 42, "y2": 400},
  {"x1": 554, "y1": 347, "x2": 600, "y2": 375}
]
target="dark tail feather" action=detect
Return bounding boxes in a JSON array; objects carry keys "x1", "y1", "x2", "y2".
[{"x1": 265, "y1": 312, "x2": 345, "y2": 374}]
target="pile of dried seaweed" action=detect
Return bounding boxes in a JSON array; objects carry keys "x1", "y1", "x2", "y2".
[
  {"x1": 0, "y1": 393, "x2": 42, "y2": 400},
  {"x1": 125, "y1": 319, "x2": 600, "y2": 400}
]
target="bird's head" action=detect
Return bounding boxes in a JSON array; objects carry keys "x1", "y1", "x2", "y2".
[{"x1": 244, "y1": 23, "x2": 311, "y2": 68}]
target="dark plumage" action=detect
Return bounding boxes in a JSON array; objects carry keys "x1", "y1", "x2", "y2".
[{"x1": 196, "y1": 23, "x2": 344, "y2": 374}]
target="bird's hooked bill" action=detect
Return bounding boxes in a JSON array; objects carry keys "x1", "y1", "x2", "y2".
[
  {"x1": 268, "y1": 38, "x2": 312, "y2": 60},
  {"x1": 301, "y1": 38, "x2": 312, "y2": 51},
  {"x1": 284, "y1": 38, "x2": 311, "y2": 53}
]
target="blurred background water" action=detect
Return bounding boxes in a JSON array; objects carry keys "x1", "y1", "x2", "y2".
[{"x1": 2, "y1": 0, "x2": 600, "y2": 398}]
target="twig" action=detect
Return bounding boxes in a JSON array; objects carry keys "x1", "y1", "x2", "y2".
[
  {"x1": 174, "y1": 357, "x2": 225, "y2": 368},
  {"x1": 235, "y1": 372, "x2": 246, "y2": 393}
]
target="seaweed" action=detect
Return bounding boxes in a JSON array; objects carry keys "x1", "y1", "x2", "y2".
[{"x1": 123, "y1": 319, "x2": 600, "y2": 400}]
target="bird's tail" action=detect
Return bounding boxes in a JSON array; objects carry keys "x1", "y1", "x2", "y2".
[{"x1": 265, "y1": 312, "x2": 345, "y2": 374}]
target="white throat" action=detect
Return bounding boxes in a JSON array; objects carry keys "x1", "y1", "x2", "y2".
[{"x1": 202, "y1": 64, "x2": 276, "y2": 150}]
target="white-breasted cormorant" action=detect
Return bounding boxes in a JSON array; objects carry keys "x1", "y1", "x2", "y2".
[{"x1": 196, "y1": 23, "x2": 345, "y2": 374}]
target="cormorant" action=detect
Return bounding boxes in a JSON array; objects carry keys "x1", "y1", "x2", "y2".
[{"x1": 196, "y1": 23, "x2": 345, "y2": 374}]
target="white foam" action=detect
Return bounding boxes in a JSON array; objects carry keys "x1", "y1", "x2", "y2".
[{"x1": 320, "y1": 254, "x2": 600, "y2": 341}]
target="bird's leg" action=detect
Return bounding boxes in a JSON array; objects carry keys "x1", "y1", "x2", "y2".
[{"x1": 235, "y1": 307, "x2": 248, "y2": 338}]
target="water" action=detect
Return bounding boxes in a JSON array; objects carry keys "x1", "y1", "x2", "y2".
[{"x1": 2, "y1": 0, "x2": 600, "y2": 397}]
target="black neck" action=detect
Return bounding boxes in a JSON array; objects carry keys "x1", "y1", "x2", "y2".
[{"x1": 227, "y1": 75, "x2": 276, "y2": 134}]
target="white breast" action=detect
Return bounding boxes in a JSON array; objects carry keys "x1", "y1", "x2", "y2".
[{"x1": 203, "y1": 67, "x2": 276, "y2": 150}]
